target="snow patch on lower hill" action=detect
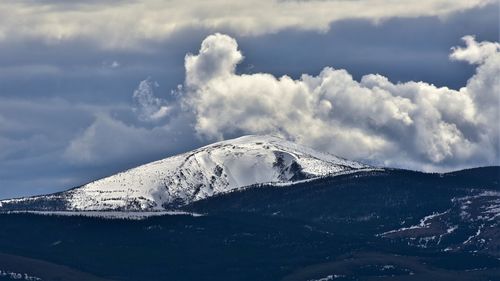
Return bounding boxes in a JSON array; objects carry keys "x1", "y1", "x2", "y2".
[
  {"x1": 0, "y1": 269, "x2": 41, "y2": 281},
  {"x1": 4, "y1": 211, "x2": 203, "y2": 220},
  {"x1": 307, "y1": 274, "x2": 346, "y2": 281},
  {"x1": 378, "y1": 189, "x2": 500, "y2": 253}
]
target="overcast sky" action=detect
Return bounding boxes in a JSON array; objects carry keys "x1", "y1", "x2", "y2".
[{"x1": 0, "y1": 0, "x2": 499, "y2": 199}]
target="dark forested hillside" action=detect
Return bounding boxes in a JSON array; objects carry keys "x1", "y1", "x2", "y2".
[{"x1": 0, "y1": 167, "x2": 499, "y2": 281}]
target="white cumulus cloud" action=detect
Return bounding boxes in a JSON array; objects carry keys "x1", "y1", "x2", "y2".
[
  {"x1": 133, "y1": 78, "x2": 171, "y2": 122},
  {"x1": 450, "y1": 35, "x2": 500, "y2": 64},
  {"x1": 183, "y1": 33, "x2": 500, "y2": 171}
]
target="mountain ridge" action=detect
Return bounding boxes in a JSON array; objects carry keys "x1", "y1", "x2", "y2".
[{"x1": 0, "y1": 135, "x2": 371, "y2": 211}]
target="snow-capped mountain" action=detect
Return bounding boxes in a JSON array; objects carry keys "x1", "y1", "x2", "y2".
[{"x1": 0, "y1": 135, "x2": 371, "y2": 211}]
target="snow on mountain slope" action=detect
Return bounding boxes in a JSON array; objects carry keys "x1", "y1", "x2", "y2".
[{"x1": 0, "y1": 135, "x2": 371, "y2": 211}]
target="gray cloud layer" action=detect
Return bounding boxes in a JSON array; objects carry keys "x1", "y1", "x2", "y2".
[
  {"x1": 0, "y1": 0, "x2": 493, "y2": 48},
  {"x1": 184, "y1": 34, "x2": 500, "y2": 171}
]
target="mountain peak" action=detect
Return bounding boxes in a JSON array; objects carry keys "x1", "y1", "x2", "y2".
[{"x1": 0, "y1": 135, "x2": 370, "y2": 211}]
